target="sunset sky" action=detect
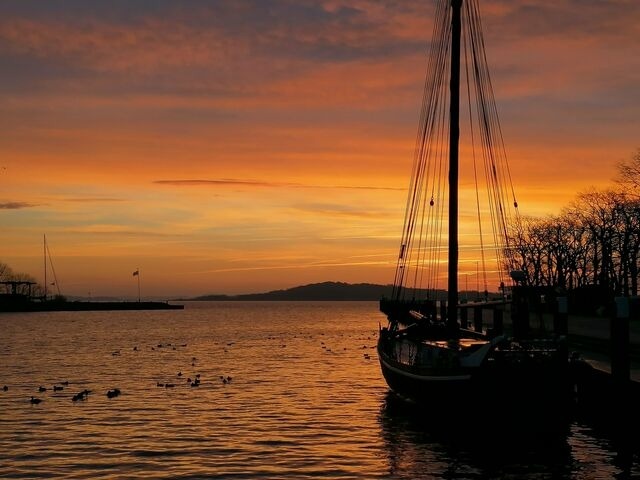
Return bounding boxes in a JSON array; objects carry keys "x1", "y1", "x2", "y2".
[{"x1": 1, "y1": 0, "x2": 638, "y2": 298}]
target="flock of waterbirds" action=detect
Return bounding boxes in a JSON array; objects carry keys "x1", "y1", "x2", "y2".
[
  {"x1": 3, "y1": 341, "x2": 236, "y2": 406},
  {"x1": 2, "y1": 333, "x2": 378, "y2": 406}
]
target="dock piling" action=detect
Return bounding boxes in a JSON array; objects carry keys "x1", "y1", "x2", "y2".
[
  {"x1": 473, "y1": 306, "x2": 482, "y2": 333},
  {"x1": 492, "y1": 308, "x2": 503, "y2": 336},
  {"x1": 460, "y1": 306, "x2": 468, "y2": 329},
  {"x1": 554, "y1": 297, "x2": 568, "y2": 336},
  {"x1": 611, "y1": 297, "x2": 630, "y2": 385},
  {"x1": 511, "y1": 286, "x2": 530, "y2": 338}
]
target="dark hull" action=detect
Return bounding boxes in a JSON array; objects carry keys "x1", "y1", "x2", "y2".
[
  {"x1": 378, "y1": 338, "x2": 574, "y2": 420},
  {"x1": 378, "y1": 343, "x2": 473, "y2": 407}
]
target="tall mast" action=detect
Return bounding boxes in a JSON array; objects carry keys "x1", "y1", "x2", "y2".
[{"x1": 447, "y1": 0, "x2": 462, "y2": 330}]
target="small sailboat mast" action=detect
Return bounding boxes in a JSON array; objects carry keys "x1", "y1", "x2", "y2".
[
  {"x1": 447, "y1": 0, "x2": 462, "y2": 330},
  {"x1": 43, "y1": 234, "x2": 61, "y2": 299}
]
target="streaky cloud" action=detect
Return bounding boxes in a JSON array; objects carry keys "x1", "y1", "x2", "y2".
[
  {"x1": 154, "y1": 178, "x2": 402, "y2": 191},
  {"x1": 201, "y1": 259, "x2": 393, "y2": 274},
  {"x1": 63, "y1": 197, "x2": 126, "y2": 203},
  {"x1": 291, "y1": 202, "x2": 383, "y2": 218},
  {"x1": 0, "y1": 201, "x2": 38, "y2": 209},
  {"x1": 154, "y1": 178, "x2": 297, "y2": 187},
  {"x1": 65, "y1": 228, "x2": 182, "y2": 237}
]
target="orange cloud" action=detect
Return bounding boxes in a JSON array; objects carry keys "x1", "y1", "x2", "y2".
[{"x1": 1, "y1": 0, "x2": 637, "y2": 296}]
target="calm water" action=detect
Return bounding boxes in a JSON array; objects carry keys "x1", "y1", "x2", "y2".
[{"x1": 0, "y1": 301, "x2": 637, "y2": 479}]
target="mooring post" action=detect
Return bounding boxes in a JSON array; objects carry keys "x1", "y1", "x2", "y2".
[
  {"x1": 460, "y1": 306, "x2": 468, "y2": 329},
  {"x1": 554, "y1": 297, "x2": 568, "y2": 336},
  {"x1": 511, "y1": 286, "x2": 530, "y2": 338},
  {"x1": 611, "y1": 297, "x2": 630, "y2": 386},
  {"x1": 473, "y1": 306, "x2": 482, "y2": 333},
  {"x1": 430, "y1": 301, "x2": 438, "y2": 320},
  {"x1": 537, "y1": 294, "x2": 546, "y2": 331},
  {"x1": 492, "y1": 308, "x2": 503, "y2": 336},
  {"x1": 553, "y1": 296, "x2": 569, "y2": 365}
]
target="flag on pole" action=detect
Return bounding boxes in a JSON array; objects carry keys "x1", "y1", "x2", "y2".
[{"x1": 133, "y1": 270, "x2": 139, "y2": 277}]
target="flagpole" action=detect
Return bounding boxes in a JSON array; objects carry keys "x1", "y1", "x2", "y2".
[
  {"x1": 43, "y1": 234, "x2": 47, "y2": 301},
  {"x1": 137, "y1": 268, "x2": 140, "y2": 302}
]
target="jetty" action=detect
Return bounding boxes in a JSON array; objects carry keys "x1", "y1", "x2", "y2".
[
  {"x1": 0, "y1": 282, "x2": 183, "y2": 312},
  {"x1": 0, "y1": 300, "x2": 184, "y2": 312}
]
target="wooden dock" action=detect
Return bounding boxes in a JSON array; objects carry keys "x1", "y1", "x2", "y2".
[{"x1": 460, "y1": 296, "x2": 640, "y2": 425}]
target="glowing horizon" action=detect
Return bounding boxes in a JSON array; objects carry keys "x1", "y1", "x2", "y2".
[{"x1": 1, "y1": 1, "x2": 638, "y2": 297}]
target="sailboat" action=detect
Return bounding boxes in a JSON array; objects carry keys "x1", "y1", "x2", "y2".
[
  {"x1": 43, "y1": 234, "x2": 62, "y2": 301},
  {"x1": 0, "y1": 235, "x2": 184, "y2": 312},
  {"x1": 377, "y1": 0, "x2": 570, "y2": 411}
]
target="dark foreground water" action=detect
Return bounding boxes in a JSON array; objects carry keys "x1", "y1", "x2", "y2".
[{"x1": 0, "y1": 301, "x2": 638, "y2": 479}]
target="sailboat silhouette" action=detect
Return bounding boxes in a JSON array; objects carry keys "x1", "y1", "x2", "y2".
[{"x1": 377, "y1": 0, "x2": 571, "y2": 416}]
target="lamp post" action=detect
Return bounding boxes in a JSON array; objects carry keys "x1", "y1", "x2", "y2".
[
  {"x1": 476, "y1": 261, "x2": 479, "y2": 301},
  {"x1": 465, "y1": 274, "x2": 469, "y2": 302},
  {"x1": 509, "y1": 270, "x2": 528, "y2": 337}
]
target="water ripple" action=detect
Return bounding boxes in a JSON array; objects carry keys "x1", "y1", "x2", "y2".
[{"x1": 1, "y1": 302, "x2": 637, "y2": 478}]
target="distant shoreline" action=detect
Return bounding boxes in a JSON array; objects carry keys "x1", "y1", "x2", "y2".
[
  {"x1": 174, "y1": 281, "x2": 392, "y2": 302},
  {"x1": 172, "y1": 281, "x2": 496, "y2": 303}
]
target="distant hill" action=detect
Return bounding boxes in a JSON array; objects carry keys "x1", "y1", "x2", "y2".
[{"x1": 184, "y1": 281, "x2": 396, "y2": 301}]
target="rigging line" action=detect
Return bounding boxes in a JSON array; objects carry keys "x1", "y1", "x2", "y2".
[
  {"x1": 469, "y1": 0, "x2": 514, "y2": 260},
  {"x1": 473, "y1": 3, "x2": 502, "y2": 291},
  {"x1": 426, "y1": 73, "x2": 449, "y2": 298},
  {"x1": 393, "y1": 8, "x2": 444, "y2": 299},
  {"x1": 425, "y1": 33, "x2": 450, "y2": 296},
  {"x1": 413, "y1": 162, "x2": 430, "y2": 296},
  {"x1": 398, "y1": 2, "x2": 442, "y2": 255},
  {"x1": 466, "y1": 1, "x2": 489, "y2": 287},
  {"x1": 471, "y1": 0, "x2": 519, "y2": 212},
  {"x1": 435, "y1": 42, "x2": 450, "y2": 301},
  {"x1": 427, "y1": 1, "x2": 450, "y2": 202},
  {"x1": 418, "y1": 2, "x2": 449, "y2": 278},
  {"x1": 427, "y1": 3, "x2": 451, "y2": 299},
  {"x1": 463, "y1": 0, "x2": 489, "y2": 298},
  {"x1": 468, "y1": 0, "x2": 499, "y2": 292},
  {"x1": 415, "y1": 22, "x2": 450, "y2": 298},
  {"x1": 419, "y1": 32, "x2": 448, "y2": 298},
  {"x1": 469, "y1": 2, "x2": 492, "y2": 294},
  {"x1": 401, "y1": 2, "x2": 450, "y2": 300},
  {"x1": 396, "y1": 0, "x2": 450, "y2": 296},
  {"x1": 424, "y1": 7, "x2": 451, "y2": 299}
]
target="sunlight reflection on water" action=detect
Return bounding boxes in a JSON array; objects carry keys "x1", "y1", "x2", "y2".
[{"x1": 0, "y1": 301, "x2": 637, "y2": 478}]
